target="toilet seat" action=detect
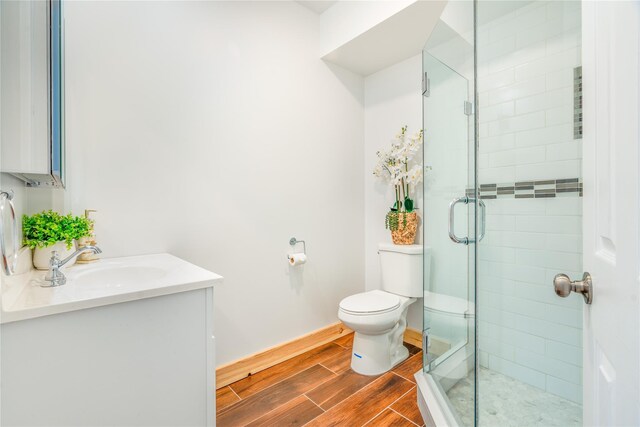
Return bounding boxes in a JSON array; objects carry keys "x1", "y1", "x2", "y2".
[{"x1": 339, "y1": 290, "x2": 400, "y2": 315}]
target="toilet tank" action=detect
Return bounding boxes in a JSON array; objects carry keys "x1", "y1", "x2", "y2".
[{"x1": 379, "y1": 243, "x2": 426, "y2": 298}]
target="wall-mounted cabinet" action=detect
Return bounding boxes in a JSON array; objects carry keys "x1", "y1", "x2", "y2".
[{"x1": 1, "y1": 0, "x2": 65, "y2": 188}]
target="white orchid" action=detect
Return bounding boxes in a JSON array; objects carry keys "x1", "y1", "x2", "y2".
[
  {"x1": 406, "y1": 164, "x2": 423, "y2": 185},
  {"x1": 373, "y1": 126, "x2": 424, "y2": 212}
]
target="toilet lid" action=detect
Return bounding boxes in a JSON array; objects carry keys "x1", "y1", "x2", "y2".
[{"x1": 339, "y1": 291, "x2": 400, "y2": 314}]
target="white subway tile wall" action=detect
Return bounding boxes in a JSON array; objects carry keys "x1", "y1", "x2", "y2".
[{"x1": 477, "y1": 0, "x2": 582, "y2": 403}]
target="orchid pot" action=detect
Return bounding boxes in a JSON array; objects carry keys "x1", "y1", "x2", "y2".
[{"x1": 374, "y1": 126, "x2": 424, "y2": 245}]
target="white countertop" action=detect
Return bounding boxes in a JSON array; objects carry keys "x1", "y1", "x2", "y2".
[{"x1": 1, "y1": 253, "x2": 222, "y2": 324}]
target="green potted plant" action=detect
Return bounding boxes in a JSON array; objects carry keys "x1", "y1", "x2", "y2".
[
  {"x1": 373, "y1": 126, "x2": 424, "y2": 245},
  {"x1": 23, "y1": 210, "x2": 92, "y2": 270}
]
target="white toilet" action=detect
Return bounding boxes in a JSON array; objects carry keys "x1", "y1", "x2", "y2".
[{"x1": 338, "y1": 243, "x2": 424, "y2": 376}]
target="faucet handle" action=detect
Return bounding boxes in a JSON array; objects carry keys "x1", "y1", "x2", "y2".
[{"x1": 43, "y1": 250, "x2": 66, "y2": 287}]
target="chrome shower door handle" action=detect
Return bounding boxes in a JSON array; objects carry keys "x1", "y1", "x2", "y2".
[
  {"x1": 448, "y1": 196, "x2": 470, "y2": 245},
  {"x1": 448, "y1": 196, "x2": 486, "y2": 245},
  {"x1": 478, "y1": 199, "x2": 486, "y2": 241}
]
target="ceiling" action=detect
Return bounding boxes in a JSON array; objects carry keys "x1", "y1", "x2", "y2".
[
  {"x1": 321, "y1": 0, "x2": 447, "y2": 76},
  {"x1": 295, "y1": 1, "x2": 338, "y2": 14}
]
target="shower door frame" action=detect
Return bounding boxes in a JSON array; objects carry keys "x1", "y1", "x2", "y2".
[
  {"x1": 419, "y1": 1, "x2": 640, "y2": 427},
  {"x1": 417, "y1": 2, "x2": 479, "y2": 421}
]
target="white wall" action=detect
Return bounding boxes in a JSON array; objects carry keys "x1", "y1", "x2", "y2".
[
  {"x1": 62, "y1": 0, "x2": 365, "y2": 365},
  {"x1": 477, "y1": 0, "x2": 583, "y2": 403},
  {"x1": 364, "y1": 54, "x2": 423, "y2": 330}
]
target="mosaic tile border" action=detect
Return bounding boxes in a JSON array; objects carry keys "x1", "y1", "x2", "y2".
[
  {"x1": 466, "y1": 178, "x2": 583, "y2": 199},
  {"x1": 574, "y1": 66, "x2": 583, "y2": 140}
]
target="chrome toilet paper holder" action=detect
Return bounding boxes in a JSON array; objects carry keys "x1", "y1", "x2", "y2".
[{"x1": 289, "y1": 237, "x2": 306, "y2": 255}]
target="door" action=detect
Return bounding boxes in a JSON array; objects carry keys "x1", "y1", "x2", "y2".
[
  {"x1": 421, "y1": 36, "x2": 477, "y2": 425},
  {"x1": 582, "y1": 2, "x2": 640, "y2": 425}
]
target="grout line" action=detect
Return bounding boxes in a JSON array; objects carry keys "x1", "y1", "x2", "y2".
[
  {"x1": 228, "y1": 386, "x2": 242, "y2": 401},
  {"x1": 216, "y1": 387, "x2": 243, "y2": 416},
  {"x1": 229, "y1": 360, "x2": 336, "y2": 401},
  {"x1": 222, "y1": 363, "x2": 337, "y2": 420},
  {"x1": 300, "y1": 395, "x2": 327, "y2": 427},
  {"x1": 318, "y1": 362, "x2": 337, "y2": 375},
  {"x1": 304, "y1": 392, "x2": 323, "y2": 409},
  {"x1": 362, "y1": 404, "x2": 392, "y2": 426},
  {"x1": 332, "y1": 334, "x2": 354, "y2": 349},
  {"x1": 222, "y1": 338, "x2": 347, "y2": 397},
  {"x1": 304, "y1": 380, "x2": 329, "y2": 404},
  {"x1": 389, "y1": 407, "x2": 420, "y2": 427},
  {"x1": 304, "y1": 369, "x2": 347, "y2": 406},
  {"x1": 304, "y1": 392, "x2": 324, "y2": 412},
  {"x1": 329, "y1": 372, "x2": 413, "y2": 426},
  {"x1": 392, "y1": 372, "x2": 418, "y2": 384},
  {"x1": 303, "y1": 394, "x2": 325, "y2": 413},
  {"x1": 390, "y1": 354, "x2": 422, "y2": 383},
  {"x1": 312, "y1": 372, "x2": 390, "y2": 418},
  {"x1": 363, "y1": 385, "x2": 419, "y2": 427},
  {"x1": 239, "y1": 396, "x2": 299, "y2": 426},
  {"x1": 345, "y1": 372, "x2": 387, "y2": 397},
  {"x1": 387, "y1": 383, "x2": 416, "y2": 409},
  {"x1": 237, "y1": 372, "x2": 336, "y2": 427},
  {"x1": 301, "y1": 367, "x2": 340, "y2": 405}
]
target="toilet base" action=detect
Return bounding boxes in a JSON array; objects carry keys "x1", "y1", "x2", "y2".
[
  {"x1": 350, "y1": 332, "x2": 410, "y2": 375},
  {"x1": 349, "y1": 319, "x2": 411, "y2": 376}
]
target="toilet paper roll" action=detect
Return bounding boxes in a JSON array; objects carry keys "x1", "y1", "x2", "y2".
[{"x1": 288, "y1": 253, "x2": 307, "y2": 266}]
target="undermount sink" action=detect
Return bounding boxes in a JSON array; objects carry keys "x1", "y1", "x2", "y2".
[
  {"x1": 1, "y1": 253, "x2": 222, "y2": 323},
  {"x1": 72, "y1": 266, "x2": 167, "y2": 289}
]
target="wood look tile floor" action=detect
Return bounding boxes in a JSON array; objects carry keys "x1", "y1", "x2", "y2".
[{"x1": 217, "y1": 333, "x2": 425, "y2": 427}]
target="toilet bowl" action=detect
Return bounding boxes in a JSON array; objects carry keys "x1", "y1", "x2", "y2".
[
  {"x1": 339, "y1": 290, "x2": 416, "y2": 375},
  {"x1": 338, "y1": 243, "x2": 426, "y2": 376}
]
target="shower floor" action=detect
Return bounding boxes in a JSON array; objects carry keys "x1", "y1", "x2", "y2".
[{"x1": 446, "y1": 367, "x2": 581, "y2": 427}]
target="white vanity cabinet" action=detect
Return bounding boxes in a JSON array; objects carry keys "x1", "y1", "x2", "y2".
[{"x1": 0, "y1": 254, "x2": 220, "y2": 426}]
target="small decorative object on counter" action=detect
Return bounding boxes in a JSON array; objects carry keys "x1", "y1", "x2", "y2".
[
  {"x1": 77, "y1": 209, "x2": 100, "y2": 263},
  {"x1": 23, "y1": 210, "x2": 92, "y2": 270},
  {"x1": 373, "y1": 125, "x2": 424, "y2": 245}
]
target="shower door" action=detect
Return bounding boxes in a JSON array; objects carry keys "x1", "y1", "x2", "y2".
[
  {"x1": 421, "y1": 44, "x2": 477, "y2": 427},
  {"x1": 420, "y1": 1, "x2": 640, "y2": 426},
  {"x1": 420, "y1": 1, "x2": 586, "y2": 426}
]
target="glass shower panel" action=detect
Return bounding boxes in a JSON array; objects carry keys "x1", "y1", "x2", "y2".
[
  {"x1": 476, "y1": 1, "x2": 583, "y2": 426},
  {"x1": 422, "y1": 16, "x2": 476, "y2": 424}
]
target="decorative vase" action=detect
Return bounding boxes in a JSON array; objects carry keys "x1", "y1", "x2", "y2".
[
  {"x1": 33, "y1": 241, "x2": 76, "y2": 270},
  {"x1": 391, "y1": 212, "x2": 418, "y2": 245}
]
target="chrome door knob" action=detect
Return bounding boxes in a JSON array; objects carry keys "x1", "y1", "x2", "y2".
[{"x1": 553, "y1": 272, "x2": 593, "y2": 305}]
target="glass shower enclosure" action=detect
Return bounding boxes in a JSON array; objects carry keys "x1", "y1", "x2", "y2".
[{"x1": 417, "y1": 1, "x2": 584, "y2": 426}]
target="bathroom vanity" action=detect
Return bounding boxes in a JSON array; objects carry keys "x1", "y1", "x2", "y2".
[{"x1": 0, "y1": 253, "x2": 222, "y2": 427}]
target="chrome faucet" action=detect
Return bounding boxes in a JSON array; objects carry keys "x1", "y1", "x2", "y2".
[{"x1": 43, "y1": 245, "x2": 102, "y2": 287}]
